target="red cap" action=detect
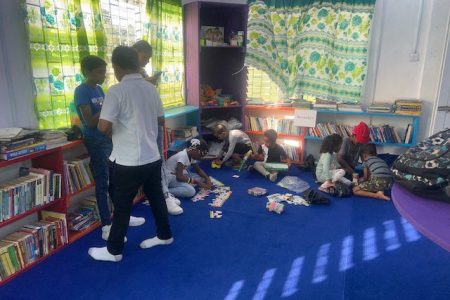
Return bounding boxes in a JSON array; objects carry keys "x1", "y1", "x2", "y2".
[{"x1": 352, "y1": 122, "x2": 370, "y2": 144}]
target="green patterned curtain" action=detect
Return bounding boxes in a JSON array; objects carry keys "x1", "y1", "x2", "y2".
[
  {"x1": 246, "y1": 0, "x2": 376, "y2": 103},
  {"x1": 25, "y1": 0, "x2": 107, "y2": 129},
  {"x1": 145, "y1": 0, "x2": 184, "y2": 109}
]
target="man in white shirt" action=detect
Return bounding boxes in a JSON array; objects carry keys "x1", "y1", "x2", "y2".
[{"x1": 88, "y1": 46, "x2": 173, "y2": 262}]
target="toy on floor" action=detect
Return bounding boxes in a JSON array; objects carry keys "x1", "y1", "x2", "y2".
[
  {"x1": 209, "y1": 190, "x2": 232, "y2": 207},
  {"x1": 211, "y1": 161, "x2": 222, "y2": 169},
  {"x1": 248, "y1": 187, "x2": 267, "y2": 197},
  {"x1": 238, "y1": 150, "x2": 253, "y2": 172},
  {"x1": 209, "y1": 210, "x2": 223, "y2": 218},
  {"x1": 209, "y1": 176, "x2": 224, "y2": 187},
  {"x1": 192, "y1": 189, "x2": 211, "y2": 202},
  {"x1": 266, "y1": 200, "x2": 284, "y2": 214},
  {"x1": 266, "y1": 193, "x2": 310, "y2": 206},
  {"x1": 277, "y1": 176, "x2": 310, "y2": 194}
]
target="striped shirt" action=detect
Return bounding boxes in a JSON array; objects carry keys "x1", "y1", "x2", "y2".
[{"x1": 363, "y1": 156, "x2": 392, "y2": 178}]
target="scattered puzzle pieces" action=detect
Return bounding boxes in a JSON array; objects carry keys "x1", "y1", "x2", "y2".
[
  {"x1": 209, "y1": 210, "x2": 223, "y2": 218},
  {"x1": 248, "y1": 187, "x2": 267, "y2": 197},
  {"x1": 266, "y1": 193, "x2": 310, "y2": 206},
  {"x1": 192, "y1": 189, "x2": 211, "y2": 202},
  {"x1": 209, "y1": 190, "x2": 232, "y2": 207},
  {"x1": 266, "y1": 201, "x2": 284, "y2": 214},
  {"x1": 210, "y1": 176, "x2": 224, "y2": 187}
]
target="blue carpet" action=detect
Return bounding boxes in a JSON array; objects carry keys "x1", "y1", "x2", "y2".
[{"x1": 1, "y1": 163, "x2": 450, "y2": 300}]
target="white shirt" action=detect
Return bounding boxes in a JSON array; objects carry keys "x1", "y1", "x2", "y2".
[
  {"x1": 165, "y1": 149, "x2": 193, "y2": 175},
  {"x1": 100, "y1": 74, "x2": 163, "y2": 166},
  {"x1": 221, "y1": 130, "x2": 252, "y2": 162}
]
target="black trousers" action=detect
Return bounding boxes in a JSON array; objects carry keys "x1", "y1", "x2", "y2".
[{"x1": 107, "y1": 159, "x2": 172, "y2": 255}]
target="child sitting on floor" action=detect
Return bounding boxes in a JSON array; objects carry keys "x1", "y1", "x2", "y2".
[
  {"x1": 338, "y1": 121, "x2": 370, "y2": 177},
  {"x1": 353, "y1": 144, "x2": 392, "y2": 201},
  {"x1": 213, "y1": 124, "x2": 253, "y2": 167},
  {"x1": 316, "y1": 134, "x2": 352, "y2": 191},
  {"x1": 162, "y1": 139, "x2": 212, "y2": 209},
  {"x1": 251, "y1": 129, "x2": 289, "y2": 182}
]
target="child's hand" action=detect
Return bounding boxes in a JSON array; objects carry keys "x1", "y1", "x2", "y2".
[
  {"x1": 214, "y1": 159, "x2": 224, "y2": 165},
  {"x1": 199, "y1": 181, "x2": 212, "y2": 190}
]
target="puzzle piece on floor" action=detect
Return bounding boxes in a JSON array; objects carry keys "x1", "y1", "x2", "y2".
[
  {"x1": 248, "y1": 187, "x2": 267, "y2": 197},
  {"x1": 266, "y1": 200, "x2": 284, "y2": 214},
  {"x1": 192, "y1": 189, "x2": 211, "y2": 202},
  {"x1": 266, "y1": 193, "x2": 310, "y2": 206},
  {"x1": 211, "y1": 161, "x2": 222, "y2": 169},
  {"x1": 232, "y1": 175, "x2": 240, "y2": 178},
  {"x1": 212, "y1": 186, "x2": 230, "y2": 194},
  {"x1": 209, "y1": 210, "x2": 223, "y2": 218},
  {"x1": 209, "y1": 190, "x2": 232, "y2": 207},
  {"x1": 209, "y1": 176, "x2": 225, "y2": 187}
]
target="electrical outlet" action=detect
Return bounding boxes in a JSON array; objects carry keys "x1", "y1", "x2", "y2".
[{"x1": 409, "y1": 52, "x2": 420, "y2": 62}]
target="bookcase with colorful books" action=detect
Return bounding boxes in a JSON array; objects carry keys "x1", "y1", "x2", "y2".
[{"x1": 244, "y1": 105, "x2": 421, "y2": 162}]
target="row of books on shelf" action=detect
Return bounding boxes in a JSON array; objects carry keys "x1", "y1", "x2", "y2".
[
  {"x1": 1, "y1": 168, "x2": 62, "y2": 223},
  {"x1": 64, "y1": 157, "x2": 94, "y2": 195},
  {"x1": 307, "y1": 123, "x2": 414, "y2": 144},
  {"x1": 0, "y1": 211, "x2": 68, "y2": 281},
  {"x1": 245, "y1": 116, "x2": 302, "y2": 136},
  {"x1": 283, "y1": 145, "x2": 300, "y2": 162},
  {"x1": 68, "y1": 197, "x2": 100, "y2": 231}
]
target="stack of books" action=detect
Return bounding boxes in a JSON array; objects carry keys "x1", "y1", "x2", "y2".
[
  {"x1": 291, "y1": 99, "x2": 312, "y2": 109},
  {"x1": 64, "y1": 157, "x2": 94, "y2": 194},
  {"x1": 40, "y1": 130, "x2": 67, "y2": 147},
  {"x1": 0, "y1": 169, "x2": 62, "y2": 222},
  {"x1": 68, "y1": 197, "x2": 100, "y2": 231},
  {"x1": 313, "y1": 99, "x2": 337, "y2": 110},
  {"x1": 368, "y1": 103, "x2": 393, "y2": 113},
  {"x1": 0, "y1": 129, "x2": 45, "y2": 161},
  {"x1": 245, "y1": 116, "x2": 302, "y2": 136},
  {"x1": 282, "y1": 144, "x2": 300, "y2": 162},
  {"x1": 338, "y1": 103, "x2": 363, "y2": 112},
  {"x1": 395, "y1": 99, "x2": 422, "y2": 116},
  {"x1": 0, "y1": 212, "x2": 68, "y2": 280}
]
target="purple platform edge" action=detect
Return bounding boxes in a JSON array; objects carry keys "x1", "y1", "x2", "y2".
[{"x1": 392, "y1": 183, "x2": 450, "y2": 252}]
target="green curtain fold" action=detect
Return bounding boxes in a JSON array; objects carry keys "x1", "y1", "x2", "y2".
[
  {"x1": 245, "y1": 0, "x2": 376, "y2": 103},
  {"x1": 145, "y1": 0, "x2": 184, "y2": 109}
]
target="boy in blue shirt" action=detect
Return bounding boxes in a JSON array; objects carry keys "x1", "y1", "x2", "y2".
[{"x1": 74, "y1": 56, "x2": 145, "y2": 240}]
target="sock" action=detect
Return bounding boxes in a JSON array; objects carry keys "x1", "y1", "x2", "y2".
[
  {"x1": 88, "y1": 247, "x2": 122, "y2": 262},
  {"x1": 129, "y1": 216, "x2": 145, "y2": 226},
  {"x1": 140, "y1": 236, "x2": 174, "y2": 249}
]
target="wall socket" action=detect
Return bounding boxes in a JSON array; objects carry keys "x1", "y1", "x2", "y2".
[{"x1": 409, "y1": 52, "x2": 420, "y2": 62}]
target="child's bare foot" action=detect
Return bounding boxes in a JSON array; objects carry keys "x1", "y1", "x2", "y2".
[{"x1": 376, "y1": 191, "x2": 390, "y2": 201}]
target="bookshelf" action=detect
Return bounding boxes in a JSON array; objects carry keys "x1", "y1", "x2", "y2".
[
  {"x1": 0, "y1": 140, "x2": 145, "y2": 284},
  {"x1": 244, "y1": 105, "x2": 421, "y2": 161},
  {"x1": 184, "y1": 2, "x2": 248, "y2": 140}
]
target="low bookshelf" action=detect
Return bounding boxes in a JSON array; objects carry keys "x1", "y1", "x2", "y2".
[{"x1": 244, "y1": 105, "x2": 421, "y2": 159}]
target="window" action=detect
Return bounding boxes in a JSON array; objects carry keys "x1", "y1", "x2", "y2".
[{"x1": 25, "y1": 0, "x2": 184, "y2": 129}]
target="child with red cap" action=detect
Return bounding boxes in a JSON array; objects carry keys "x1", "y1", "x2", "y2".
[{"x1": 338, "y1": 121, "x2": 370, "y2": 176}]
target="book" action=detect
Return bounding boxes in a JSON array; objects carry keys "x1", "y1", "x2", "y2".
[{"x1": 0, "y1": 143, "x2": 46, "y2": 160}]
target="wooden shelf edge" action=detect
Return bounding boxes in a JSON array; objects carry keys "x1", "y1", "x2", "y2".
[
  {"x1": 0, "y1": 244, "x2": 66, "y2": 285},
  {"x1": 68, "y1": 221, "x2": 102, "y2": 244},
  {"x1": 246, "y1": 130, "x2": 302, "y2": 140},
  {"x1": 67, "y1": 183, "x2": 95, "y2": 198},
  {"x1": 0, "y1": 198, "x2": 64, "y2": 229}
]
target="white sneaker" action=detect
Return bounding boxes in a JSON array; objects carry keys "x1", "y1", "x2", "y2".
[
  {"x1": 140, "y1": 236, "x2": 174, "y2": 249},
  {"x1": 101, "y1": 225, "x2": 127, "y2": 242},
  {"x1": 166, "y1": 199, "x2": 183, "y2": 215},
  {"x1": 129, "y1": 216, "x2": 145, "y2": 226},
  {"x1": 167, "y1": 193, "x2": 181, "y2": 205}
]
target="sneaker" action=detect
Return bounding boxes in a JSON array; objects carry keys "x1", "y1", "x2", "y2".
[
  {"x1": 166, "y1": 199, "x2": 183, "y2": 215},
  {"x1": 166, "y1": 193, "x2": 181, "y2": 205},
  {"x1": 269, "y1": 173, "x2": 278, "y2": 182},
  {"x1": 101, "y1": 226, "x2": 127, "y2": 242},
  {"x1": 129, "y1": 216, "x2": 145, "y2": 226}
]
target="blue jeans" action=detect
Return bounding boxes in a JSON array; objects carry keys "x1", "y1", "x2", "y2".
[{"x1": 84, "y1": 136, "x2": 112, "y2": 226}]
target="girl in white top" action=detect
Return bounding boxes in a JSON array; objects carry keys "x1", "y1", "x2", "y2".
[
  {"x1": 162, "y1": 139, "x2": 212, "y2": 200},
  {"x1": 213, "y1": 124, "x2": 253, "y2": 167}
]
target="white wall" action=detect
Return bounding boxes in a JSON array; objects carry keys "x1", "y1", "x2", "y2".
[{"x1": 0, "y1": 0, "x2": 449, "y2": 140}]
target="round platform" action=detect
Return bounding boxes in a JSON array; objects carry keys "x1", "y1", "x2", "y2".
[{"x1": 392, "y1": 183, "x2": 450, "y2": 252}]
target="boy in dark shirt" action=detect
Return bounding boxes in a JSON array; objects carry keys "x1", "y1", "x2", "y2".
[
  {"x1": 353, "y1": 144, "x2": 393, "y2": 201},
  {"x1": 251, "y1": 129, "x2": 289, "y2": 182}
]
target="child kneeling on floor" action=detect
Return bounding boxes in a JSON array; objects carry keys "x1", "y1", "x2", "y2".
[
  {"x1": 163, "y1": 139, "x2": 212, "y2": 211},
  {"x1": 316, "y1": 134, "x2": 352, "y2": 191},
  {"x1": 213, "y1": 124, "x2": 253, "y2": 168},
  {"x1": 353, "y1": 144, "x2": 392, "y2": 201},
  {"x1": 251, "y1": 129, "x2": 289, "y2": 182}
]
